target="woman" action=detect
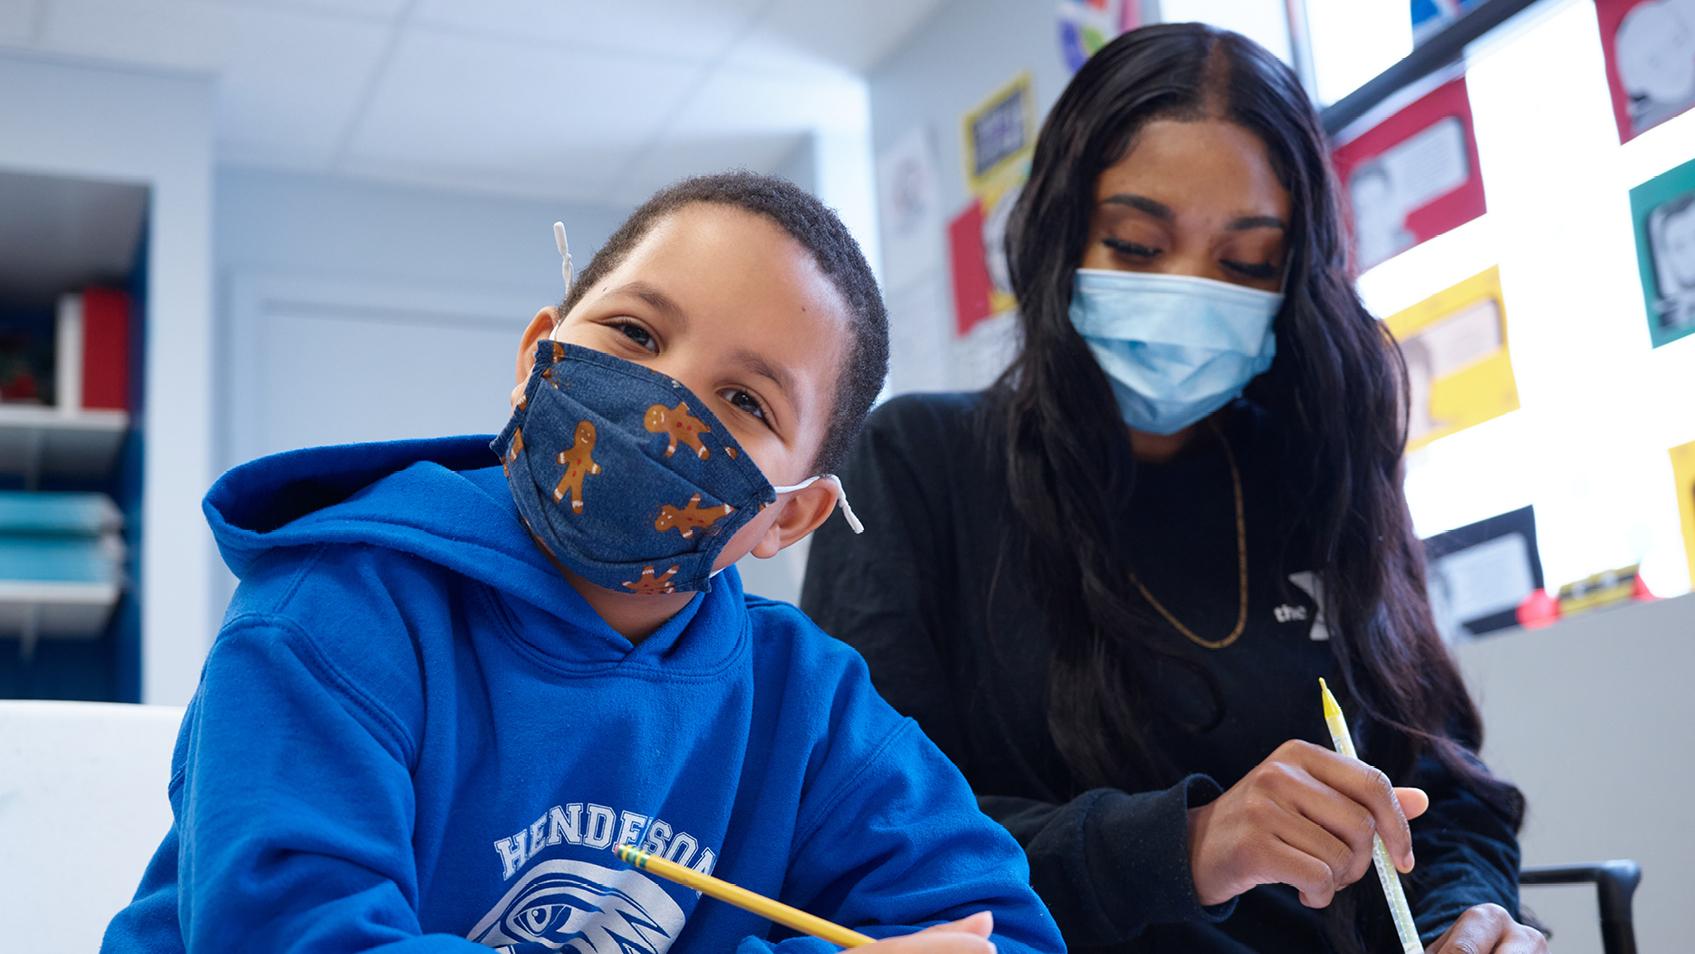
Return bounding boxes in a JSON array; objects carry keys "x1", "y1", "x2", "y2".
[{"x1": 801, "y1": 23, "x2": 1544, "y2": 954}]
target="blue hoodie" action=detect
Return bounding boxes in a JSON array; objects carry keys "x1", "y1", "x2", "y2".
[{"x1": 102, "y1": 436, "x2": 1062, "y2": 954}]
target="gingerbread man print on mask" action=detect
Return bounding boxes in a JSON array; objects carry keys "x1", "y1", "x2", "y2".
[
  {"x1": 654, "y1": 493, "x2": 735, "y2": 540},
  {"x1": 622, "y1": 565, "x2": 680, "y2": 595},
  {"x1": 553, "y1": 420, "x2": 602, "y2": 513},
  {"x1": 644, "y1": 402, "x2": 712, "y2": 460}
]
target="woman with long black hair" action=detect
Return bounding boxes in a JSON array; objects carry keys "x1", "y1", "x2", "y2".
[{"x1": 802, "y1": 23, "x2": 1544, "y2": 954}]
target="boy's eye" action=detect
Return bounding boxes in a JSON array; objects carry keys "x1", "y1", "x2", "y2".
[
  {"x1": 720, "y1": 387, "x2": 770, "y2": 426},
  {"x1": 612, "y1": 320, "x2": 657, "y2": 353}
]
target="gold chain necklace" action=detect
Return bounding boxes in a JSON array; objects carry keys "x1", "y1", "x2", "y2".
[{"x1": 1128, "y1": 423, "x2": 1248, "y2": 650}]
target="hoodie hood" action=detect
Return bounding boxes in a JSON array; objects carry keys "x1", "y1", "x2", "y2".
[{"x1": 204, "y1": 435, "x2": 733, "y2": 665}]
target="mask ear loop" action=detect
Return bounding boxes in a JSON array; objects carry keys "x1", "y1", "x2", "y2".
[
  {"x1": 770, "y1": 474, "x2": 865, "y2": 535},
  {"x1": 553, "y1": 221, "x2": 574, "y2": 306}
]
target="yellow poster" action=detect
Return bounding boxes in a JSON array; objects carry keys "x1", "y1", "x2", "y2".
[
  {"x1": 960, "y1": 72, "x2": 1034, "y2": 317},
  {"x1": 1671, "y1": 440, "x2": 1695, "y2": 589},
  {"x1": 1385, "y1": 266, "x2": 1519, "y2": 452}
]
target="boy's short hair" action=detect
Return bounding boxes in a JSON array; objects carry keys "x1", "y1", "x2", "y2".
[{"x1": 563, "y1": 171, "x2": 889, "y2": 473}]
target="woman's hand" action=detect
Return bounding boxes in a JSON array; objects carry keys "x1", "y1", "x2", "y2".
[
  {"x1": 1186, "y1": 739, "x2": 1431, "y2": 908},
  {"x1": 861, "y1": 912, "x2": 996, "y2": 952},
  {"x1": 1426, "y1": 904, "x2": 1546, "y2": 953}
]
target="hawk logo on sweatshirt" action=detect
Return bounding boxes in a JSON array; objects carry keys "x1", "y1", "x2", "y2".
[{"x1": 468, "y1": 858, "x2": 685, "y2": 953}]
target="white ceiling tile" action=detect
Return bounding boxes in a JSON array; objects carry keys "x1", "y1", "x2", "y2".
[
  {"x1": 212, "y1": 5, "x2": 390, "y2": 168},
  {"x1": 347, "y1": 28, "x2": 702, "y2": 193},
  {"x1": 223, "y1": 0, "x2": 411, "y2": 22},
  {"x1": 615, "y1": 130, "x2": 804, "y2": 202},
  {"x1": 667, "y1": 66, "x2": 868, "y2": 139},
  {"x1": 331, "y1": 152, "x2": 626, "y2": 205},
  {"x1": 38, "y1": 0, "x2": 230, "y2": 72},
  {"x1": 0, "y1": 0, "x2": 41, "y2": 45},
  {"x1": 412, "y1": 0, "x2": 765, "y2": 64},
  {"x1": 733, "y1": 0, "x2": 947, "y2": 74}
]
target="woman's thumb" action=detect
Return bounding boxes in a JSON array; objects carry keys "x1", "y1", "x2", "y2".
[{"x1": 1394, "y1": 786, "x2": 1430, "y2": 820}]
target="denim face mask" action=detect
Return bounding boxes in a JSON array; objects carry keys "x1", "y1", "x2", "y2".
[
  {"x1": 1069, "y1": 269, "x2": 1281, "y2": 435},
  {"x1": 492, "y1": 340, "x2": 860, "y2": 595}
]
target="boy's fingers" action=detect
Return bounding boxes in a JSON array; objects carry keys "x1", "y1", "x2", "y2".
[{"x1": 916, "y1": 912, "x2": 994, "y2": 937}]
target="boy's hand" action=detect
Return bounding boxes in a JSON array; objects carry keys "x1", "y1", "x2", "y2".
[{"x1": 861, "y1": 912, "x2": 996, "y2": 952}]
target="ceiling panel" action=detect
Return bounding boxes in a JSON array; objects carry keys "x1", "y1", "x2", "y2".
[
  {"x1": 614, "y1": 130, "x2": 805, "y2": 204},
  {"x1": 412, "y1": 0, "x2": 765, "y2": 64},
  {"x1": 0, "y1": 0, "x2": 40, "y2": 45},
  {"x1": 231, "y1": 0, "x2": 411, "y2": 22},
  {"x1": 348, "y1": 28, "x2": 705, "y2": 194},
  {"x1": 332, "y1": 152, "x2": 619, "y2": 205},
  {"x1": 213, "y1": 5, "x2": 390, "y2": 168},
  {"x1": 37, "y1": 0, "x2": 229, "y2": 72},
  {"x1": 733, "y1": 0, "x2": 949, "y2": 74},
  {"x1": 16, "y1": 0, "x2": 947, "y2": 206},
  {"x1": 667, "y1": 65, "x2": 868, "y2": 138}
]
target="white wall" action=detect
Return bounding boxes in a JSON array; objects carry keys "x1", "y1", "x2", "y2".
[
  {"x1": 0, "y1": 50, "x2": 215, "y2": 706},
  {"x1": 213, "y1": 167, "x2": 632, "y2": 467},
  {"x1": 1455, "y1": 594, "x2": 1695, "y2": 954},
  {"x1": 210, "y1": 167, "x2": 632, "y2": 623}
]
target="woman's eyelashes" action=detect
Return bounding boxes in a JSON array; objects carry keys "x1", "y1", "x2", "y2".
[
  {"x1": 1223, "y1": 258, "x2": 1282, "y2": 281},
  {"x1": 1103, "y1": 237, "x2": 1161, "y2": 261},
  {"x1": 1105, "y1": 237, "x2": 1280, "y2": 281}
]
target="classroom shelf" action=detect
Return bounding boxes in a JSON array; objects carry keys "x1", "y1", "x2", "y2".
[
  {"x1": 0, "y1": 579, "x2": 121, "y2": 657},
  {"x1": 0, "y1": 405, "x2": 129, "y2": 485}
]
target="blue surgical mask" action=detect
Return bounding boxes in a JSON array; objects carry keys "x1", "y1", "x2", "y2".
[{"x1": 1068, "y1": 269, "x2": 1281, "y2": 435}]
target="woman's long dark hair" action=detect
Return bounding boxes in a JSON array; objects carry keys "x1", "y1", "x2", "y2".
[{"x1": 996, "y1": 22, "x2": 1524, "y2": 945}]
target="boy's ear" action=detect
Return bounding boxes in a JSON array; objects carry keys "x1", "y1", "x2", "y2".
[
  {"x1": 511, "y1": 307, "x2": 558, "y2": 406},
  {"x1": 751, "y1": 482, "x2": 840, "y2": 559}
]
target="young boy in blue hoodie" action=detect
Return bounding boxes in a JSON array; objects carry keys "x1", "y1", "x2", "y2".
[{"x1": 102, "y1": 173, "x2": 1063, "y2": 954}]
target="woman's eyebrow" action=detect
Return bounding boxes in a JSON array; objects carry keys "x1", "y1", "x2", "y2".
[
  {"x1": 1101, "y1": 194, "x2": 1286, "y2": 232},
  {"x1": 1227, "y1": 215, "x2": 1287, "y2": 231},
  {"x1": 1101, "y1": 193, "x2": 1173, "y2": 220}
]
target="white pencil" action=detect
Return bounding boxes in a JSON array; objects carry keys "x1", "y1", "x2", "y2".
[{"x1": 1320, "y1": 678, "x2": 1423, "y2": 954}]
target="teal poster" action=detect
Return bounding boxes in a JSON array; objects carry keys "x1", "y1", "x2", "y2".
[{"x1": 1631, "y1": 156, "x2": 1695, "y2": 348}]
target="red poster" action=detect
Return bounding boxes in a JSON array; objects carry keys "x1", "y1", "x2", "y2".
[
  {"x1": 947, "y1": 200, "x2": 993, "y2": 338},
  {"x1": 1332, "y1": 77, "x2": 1487, "y2": 272},
  {"x1": 1595, "y1": 0, "x2": 1695, "y2": 144}
]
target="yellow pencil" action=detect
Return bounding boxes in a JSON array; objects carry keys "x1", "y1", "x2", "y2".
[
  {"x1": 1319, "y1": 678, "x2": 1423, "y2": 954},
  {"x1": 614, "y1": 843, "x2": 875, "y2": 948}
]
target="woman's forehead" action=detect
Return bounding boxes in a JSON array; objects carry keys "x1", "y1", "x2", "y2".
[{"x1": 1096, "y1": 118, "x2": 1289, "y2": 220}]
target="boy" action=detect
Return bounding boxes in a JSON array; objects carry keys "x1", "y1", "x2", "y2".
[{"x1": 101, "y1": 173, "x2": 1062, "y2": 953}]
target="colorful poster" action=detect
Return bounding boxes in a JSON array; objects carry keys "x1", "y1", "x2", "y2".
[
  {"x1": 1630, "y1": 155, "x2": 1695, "y2": 348},
  {"x1": 1423, "y1": 506, "x2": 1542, "y2": 640},
  {"x1": 947, "y1": 200, "x2": 994, "y2": 338},
  {"x1": 1332, "y1": 76, "x2": 1486, "y2": 272},
  {"x1": 875, "y1": 127, "x2": 942, "y2": 293},
  {"x1": 1672, "y1": 440, "x2": 1695, "y2": 589},
  {"x1": 959, "y1": 73, "x2": 1035, "y2": 323},
  {"x1": 1057, "y1": 0, "x2": 1140, "y2": 73},
  {"x1": 1411, "y1": 0, "x2": 1484, "y2": 44},
  {"x1": 1596, "y1": 0, "x2": 1695, "y2": 144},
  {"x1": 1385, "y1": 266, "x2": 1519, "y2": 451}
]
